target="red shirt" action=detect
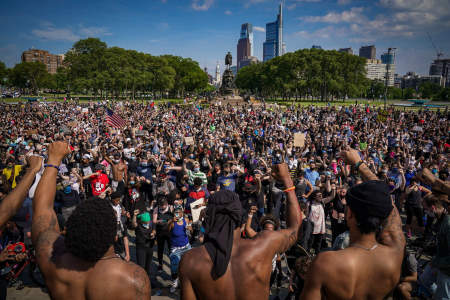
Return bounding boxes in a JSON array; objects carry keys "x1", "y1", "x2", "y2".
[{"x1": 90, "y1": 173, "x2": 109, "y2": 196}]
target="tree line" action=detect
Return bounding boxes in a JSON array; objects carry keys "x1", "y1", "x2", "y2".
[
  {"x1": 235, "y1": 48, "x2": 450, "y2": 101},
  {"x1": 1, "y1": 38, "x2": 210, "y2": 99}
]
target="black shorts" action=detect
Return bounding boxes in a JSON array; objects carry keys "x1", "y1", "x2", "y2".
[{"x1": 405, "y1": 205, "x2": 424, "y2": 226}]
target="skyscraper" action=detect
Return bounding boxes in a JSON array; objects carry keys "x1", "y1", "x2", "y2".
[
  {"x1": 237, "y1": 23, "x2": 253, "y2": 70},
  {"x1": 359, "y1": 45, "x2": 376, "y2": 59},
  {"x1": 381, "y1": 52, "x2": 394, "y2": 64},
  {"x1": 263, "y1": 2, "x2": 283, "y2": 62}
]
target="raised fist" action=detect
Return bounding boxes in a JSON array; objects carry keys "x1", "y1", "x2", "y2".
[
  {"x1": 26, "y1": 155, "x2": 43, "y2": 173},
  {"x1": 271, "y1": 163, "x2": 293, "y2": 187},
  {"x1": 48, "y1": 141, "x2": 71, "y2": 163},
  {"x1": 339, "y1": 147, "x2": 362, "y2": 166}
]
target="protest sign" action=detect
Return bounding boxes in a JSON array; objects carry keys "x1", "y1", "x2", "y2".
[
  {"x1": 294, "y1": 132, "x2": 305, "y2": 148},
  {"x1": 190, "y1": 198, "x2": 204, "y2": 223},
  {"x1": 185, "y1": 136, "x2": 194, "y2": 145}
]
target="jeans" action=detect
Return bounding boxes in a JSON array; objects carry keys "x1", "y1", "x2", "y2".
[
  {"x1": 169, "y1": 244, "x2": 191, "y2": 277},
  {"x1": 435, "y1": 270, "x2": 450, "y2": 300}
]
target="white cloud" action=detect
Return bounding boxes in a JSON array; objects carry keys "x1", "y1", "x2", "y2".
[
  {"x1": 253, "y1": 26, "x2": 266, "y2": 32},
  {"x1": 192, "y1": 0, "x2": 214, "y2": 11},
  {"x1": 301, "y1": 7, "x2": 365, "y2": 23},
  {"x1": 31, "y1": 23, "x2": 112, "y2": 42},
  {"x1": 79, "y1": 26, "x2": 111, "y2": 37},
  {"x1": 224, "y1": 10, "x2": 232, "y2": 15},
  {"x1": 32, "y1": 27, "x2": 80, "y2": 42},
  {"x1": 338, "y1": 0, "x2": 351, "y2": 4},
  {"x1": 294, "y1": 26, "x2": 347, "y2": 39}
]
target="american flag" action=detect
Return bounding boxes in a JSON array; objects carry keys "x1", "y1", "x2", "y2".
[{"x1": 105, "y1": 108, "x2": 126, "y2": 128}]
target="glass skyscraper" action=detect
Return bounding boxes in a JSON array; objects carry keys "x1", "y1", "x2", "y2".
[
  {"x1": 263, "y1": 3, "x2": 283, "y2": 62},
  {"x1": 237, "y1": 23, "x2": 253, "y2": 70}
]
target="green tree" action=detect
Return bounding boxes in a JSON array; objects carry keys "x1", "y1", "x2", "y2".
[
  {"x1": 9, "y1": 62, "x2": 48, "y2": 94},
  {"x1": 418, "y1": 81, "x2": 442, "y2": 99},
  {"x1": 0, "y1": 61, "x2": 7, "y2": 86}
]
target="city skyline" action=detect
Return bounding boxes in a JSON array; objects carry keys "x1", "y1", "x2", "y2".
[{"x1": 1, "y1": 0, "x2": 449, "y2": 76}]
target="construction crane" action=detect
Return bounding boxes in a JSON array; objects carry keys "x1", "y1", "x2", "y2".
[{"x1": 427, "y1": 32, "x2": 444, "y2": 60}]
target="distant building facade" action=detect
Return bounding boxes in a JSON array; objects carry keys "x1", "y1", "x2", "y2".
[
  {"x1": 381, "y1": 52, "x2": 394, "y2": 65},
  {"x1": 365, "y1": 59, "x2": 395, "y2": 86},
  {"x1": 311, "y1": 45, "x2": 322, "y2": 49},
  {"x1": 339, "y1": 48, "x2": 353, "y2": 54},
  {"x1": 401, "y1": 72, "x2": 443, "y2": 90},
  {"x1": 238, "y1": 56, "x2": 259, "y2": 70},
  {"x1": 359, "y1": 45, "x2": 376, "y2": 60},
  {"x1": 263, "y1": 3, "x2": 283, "y2": 62},
  {"x1": 21, "y1": 49, "x2": 64, "y2": 74},
  {"x1": 213, "y1": 62, "x2": 221, "y2": 87},
  {"x1": 429, "y1": 58, "x2": 450, "y2": 87},
  {"x1": 237, "y1": 23, "x2": 253, "y2": 70},
  {"x1": 230, "y1": 66, "x2": 237, "y2": 76}
]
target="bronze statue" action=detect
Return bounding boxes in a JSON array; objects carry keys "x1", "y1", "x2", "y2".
[{"x1": 225, "y1": 52, "x2": 232, "y2": 68}]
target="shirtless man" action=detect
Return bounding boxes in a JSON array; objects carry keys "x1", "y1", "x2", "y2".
[
  {"x1": 300, "y1": 147, "x2": 406, "y2": 299},
  {"x1": 103, "y1": 149, "x2": 128, "y2": 192},
  {"x1": 32, "y1": 141, "x2": 150, "y2": 300},
  {"x1": 179, "y1": 163, "x2": 302, "y2": 300}
]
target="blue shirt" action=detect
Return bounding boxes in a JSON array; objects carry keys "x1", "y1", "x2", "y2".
[
  {"x1": 305, "y1": 169, "x2": 320, "y2": 186},
  {"x1": 217, "y1": 173, "x2": 238, "y2": 192}
]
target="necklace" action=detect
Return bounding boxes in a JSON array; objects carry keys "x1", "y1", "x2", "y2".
[
  {"x1": 99, "y1": 254, "x2": 120, "y2": 260},
  {"x1": 350, "y1": 243, "x2": 378, "y2": 251}
]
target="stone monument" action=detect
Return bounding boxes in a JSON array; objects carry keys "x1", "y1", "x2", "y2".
[{"x1": 220, "y1": 52, "x2": 236, "y2": 95}]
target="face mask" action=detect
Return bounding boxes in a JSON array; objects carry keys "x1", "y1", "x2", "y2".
[
  {"x1": 141, "y1": 162, "x2": 148, "y2": 167},
  {"x1": 194, "y1": 167, "x2": 200, "y2": 172},
  {"x1": 426, "y1": 210, "x2": 435, "y2": 218},
  {"x1": 113, "y1": 159, "x2": 120, "y2": 164},
  {"x1": 129, "y1": 181, "x2": 135, "y2": 185},
  {"x1": 175, "y1": 213, "x2": 181, "y2": 219},
  {"x1": 432, "y1": 168, "x2": 438, "y2": 174},
  {"x1": 131, "y1": 156, "x2": 136, "y2": 161},
  {"x1": 142, "y1": 223, "x2": 150, "y2": 229},
  {"x1": 64, "y1": 186, "x2": 72, "y2": 194}
]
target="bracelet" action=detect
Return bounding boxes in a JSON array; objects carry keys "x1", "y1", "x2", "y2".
[
  {"x1": 355, "y1": 161, "x2": 364, "y2": 171},
  {"x1": 44, "y1": 164, "x2": 60, "y2": 171},
  {"x1": 283, "y1": 186, "x2": 296, "y2": 193}
]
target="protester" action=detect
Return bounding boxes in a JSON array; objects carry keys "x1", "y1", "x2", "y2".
[
  {"x1": 31, "y1": 141, "x2": 150, "y2": 300},
  {"x1": 0, "y1": 100, "x2": 448, "y2": 298}
]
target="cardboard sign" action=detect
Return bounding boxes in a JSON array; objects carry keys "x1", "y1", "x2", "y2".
[
  {"x1": 82, "y1": 108, "x2": 89, "y2": 114},
  {"x1": 68, "y1": 121, "x2": 78, "y2": 128},
  {"x1": 27, "y1": 129, "x2": 38, "y2": 135},
  {"x1": 135, "y1": 130, "x2": 147, "y2": 137},
  {"x1": 185, "y1": 136, "x2": 194, "y2": 145},
  {"x1": 294, "y1": 132, "x2": 305, "y2": 148}
]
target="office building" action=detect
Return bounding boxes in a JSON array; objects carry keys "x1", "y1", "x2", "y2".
[
  {"x1": 237, "y1": 23, "x2": 253, "y2": 70},
  {"x1": 429, "y1": 58, "x2": 450, "y2": 87},
  {"x1": 21, "y1": 49, "x2": 64, "y2": 74},
  {"x1": 230, "y1": 66, "x2": 237, "y2": 76},
  {"x1": 311, "y1": 45, "x2": 322, "y2": 49},
  {"x1": 359, "y1": 45, "x2": 376, "y2": 60},
  {"x1": 365, "y1": 59, "x2": 395, "y2": 86},
  {"x1": 263, "y1": 3, "x2": 283, "y2": 62},
  {"x1": 213, "y1": 62, "x2": 221, "y2": 87},
  {"x1": 339, "y1": 48, "x2": 353, "y2": 54},
  {"x1": 381, "y1": 52, "x2": 394, "y2": 65},
  {"x1": 401, "y1": 72, "x2": 443, "y2": 90},
  {"x1": 238, "y1": 56, "x2": 259, "y2": 70}
]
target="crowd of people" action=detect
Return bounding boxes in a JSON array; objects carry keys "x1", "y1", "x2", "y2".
[{"x1": 0, "y1": 99, "x2": 448, "y2": 300}]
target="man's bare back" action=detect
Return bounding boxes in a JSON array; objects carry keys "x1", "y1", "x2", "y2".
[
  {"x1": 32, "y1": 142, "x2": 150, "y2": 300},
  {"x1": 179, "y1": 164, "x2": 301, "y2": 300},
  {"x1": 303, "y1": 244, "x2": 401, "y2": 300},
  {"x1": 300, "y1": 148, "x2": 405, "y2": 300}
]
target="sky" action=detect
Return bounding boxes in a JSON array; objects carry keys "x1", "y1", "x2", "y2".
[{"x1": 1, "y1": 0, "x2": 449, "y2": 76}]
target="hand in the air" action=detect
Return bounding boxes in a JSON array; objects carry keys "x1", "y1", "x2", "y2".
[
  {"x1": 26, "y1": 155, "x2": 43, "y2": 173},
  {"x1": 339, "y1": 147, "x2": 361, "y2": 166},
  {"x1": 48, "y1": 141, "x2": 71, "y2": 163}
]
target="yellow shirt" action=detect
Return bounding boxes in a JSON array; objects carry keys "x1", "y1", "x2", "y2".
[{"x1": 2, "y1": 165, "x2": 23, "y2": 188}]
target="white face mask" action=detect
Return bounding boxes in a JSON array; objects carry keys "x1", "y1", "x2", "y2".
[{"x1": 142, "y1": 223, "x2": 150, "y2": 229}]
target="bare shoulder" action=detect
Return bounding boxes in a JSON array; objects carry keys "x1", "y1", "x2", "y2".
[
  {"x1": 180, "y1": 246, "x2": 210, "y2": 275},
  {"x1": 95, "y1": 260, "x2": 151, "y2": 300}
]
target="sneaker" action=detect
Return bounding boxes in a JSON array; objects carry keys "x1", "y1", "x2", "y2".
[{"x1": 170, "y1": 278, "x2": 179, "y2": 293}]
